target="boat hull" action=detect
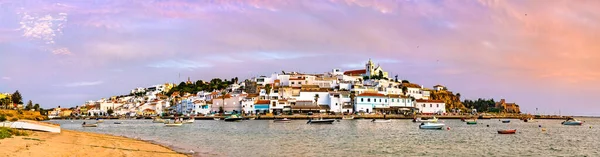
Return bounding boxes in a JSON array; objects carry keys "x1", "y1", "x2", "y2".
[
  {"x1": 372, "y1": 119, "x2": 392, "y2": 123},
  {"x1": 82, "y1": 124, "x2": 98, "y2": 127},
  {"x1": 562, "y1": 121, "x2": 583, "y2": 125},
  {"x1": 419, "y1": 123, "x2": 445, "y2": 130},
  {"x1": 342, "y1": 116, "x2": 354, "y2": 120},
  {"x1": 501, "y1": 120, "x2": 510, "y2": 123},
  {"x1": 165, "y1": 123, "x2": 183, "y2": 127},
  {"x1": 8, "y1": 121, "x2": 61, "y2": 133},
  {"x1": 466, "y1": 121, "x2": 477, "y2": 125},
  {"x1": 224, "y1": 118, "x2": 243, "y2": 122},
  {"x1": 307, "y1": 119, "x2": 335, "y2": 124},
  {"x1": 498, "y1": 129, "x2": 517, "y2": 134}
]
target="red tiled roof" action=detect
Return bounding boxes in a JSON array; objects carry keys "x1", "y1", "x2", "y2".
[
  {"x1": 343, "y1": 69, "x2": 366, "y2": 76},
  {"x1": 255, "y1": 100, "x2": 270, "y2": 104},
  {"x1": 216, "y1": 94, "x2": 232, "y2": 99},
  {"x1": 357, "y1": 93, "x2": 386, "y2": 97},
  {"x1": 246, "y1": 94, "x2": 259, "y2": 98},
  {"x1": 416, "y1": 99, "x2": 445, "y2": 103},
  {"x1": 433, "y1": 85, "x2": 445, "y2": 87},
  {"x1": 402, "y1": 83, "x2": 421, "y2": 88}
]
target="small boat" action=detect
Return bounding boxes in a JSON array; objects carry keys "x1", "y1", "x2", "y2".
[
  {"x1": 274, "y1": 118, "x2": 292, "y2": 123},
  {"x1": 8, "y1": 120, "x2": 61, "y2": 133},
  {"x1": 114, "y1": 122, "x2": 122, "y2": 124},
  {"x1": 224, "y1": 115, "x2": 243, "y2": 122},
  {"x1": 524, "y1": 118, "x2": 536, "y2": 123},
  {"x1": 371, "y1": 119, "x2": 392, "y2": 123},
  {"x1": 165, "y1": 123, "x2": 183, "y2": 127},
  {"x1": 152, "y1": 117, "x2": 167, "y2": 123},
  {"x1": 501, "y1": 120, "x2": 510, "y2": 123},
  {"x1": 561, "y1": 118, "x2": 583, "y2": 125},
  {"x1": 466, "y1": 121, "x2": 477, "y2": 125},
  {"x1": 248, "y1": 117, "x2": 256, "y2": 120},
  {"x1": 419, "y1": 123, "x2": 445, "y2": 130},
  {"x1": 183, "y1": 118, "x2": 195, "y2": 124},
  {"x1": 498, "y1": 129, "x2": 517, "y2": 134},
  {"x1": 307, "y1": 119, "x2": 335, "y2": 124},
  {"x1": 82, "y1": 124, "x2": 98, "y2": 127},
  {"x1": 213, "y1": 118, "x2": 221, "y2": 120},
  {"x1": 342, "y1": 116, "x2": 355, "y2": 120},
  {"x1": 413, "y1": 117, "x2": 438, "y2": 123},
  {"x1": 96, "y1": 120, "x2": 104, "y2": 123}
]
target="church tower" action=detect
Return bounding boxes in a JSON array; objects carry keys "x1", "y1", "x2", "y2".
[{"x1": 366, "y1": 58, "x2": 375, "y2": 76}]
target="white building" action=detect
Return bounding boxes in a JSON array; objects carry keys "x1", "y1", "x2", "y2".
[
  {"x1": 415, "y1": 99, "x2": 446, "y2": 114},
  {"x1": 354, "y1": 92, "x2": 387, "y2": 113}
]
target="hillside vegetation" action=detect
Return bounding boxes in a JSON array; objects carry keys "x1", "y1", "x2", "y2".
[
  {"x1": 429, "y1": 90, "x2": 467, "y2": 112},
  {"x1": 0, "y1": 110, "x2": 49, "y2": 122}
]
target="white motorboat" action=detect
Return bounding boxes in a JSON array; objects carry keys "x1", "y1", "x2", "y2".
[
  {"x1": 307, "y1": 119, "x2": 335, "y2": 124},
  {"x1": 183, "y1": 118, "x2": 195, "y2": 124},
  {"x1": 213, "y1": 118, "x2": 221, "y2": 120},
  {"x1": 371, "y1": 119, "x2": 392, "y2": 123},
  {"x1": 413, "y1": 117, "x2": 438, "y2": 123},
  {"x1": 419, "y1": 122, "x2": 445, "y2": 130},
  {"x1": 82, "y1": 123, "x2": 98, "y2": 127}
]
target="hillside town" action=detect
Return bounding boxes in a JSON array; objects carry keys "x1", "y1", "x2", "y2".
[{"x1": 44, "y1": 59, "x2": 521, "y2": 118}]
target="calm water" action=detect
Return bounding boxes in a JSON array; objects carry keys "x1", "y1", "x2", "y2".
[{"x1": 51, "y1": 118, "x2": 600, "y2": 157}]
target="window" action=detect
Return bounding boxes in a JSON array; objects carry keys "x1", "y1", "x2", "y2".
[
  {"x1": 272, "y1": 102, "x2": 276, "y2": 107},
  {"x1": 437, "y1": 104, "x2": 439, "y2": 107},
  {"x1": 385, "y1": 99, "x2": 387, "y2": 103},
  {"x1": 299, "y1": 82, "x2": 302, "y2": 85},
  {"x1": 361, "y1": 98, "x2": 364, "y2": 102},
  {"x1": 367, "y1": 98, "x2": 371, "y2": 102},
  {"x1": 422, "y1": 104, "x2": 425, "y2": 107},
  {"x1": 250, "y1": 105, "x2": 253, "y2": 108},
  {"x1": 291, "y1": 82, "x2": 295, "y2": 85},
  {"x1": 335, "y1": 103, "x2": 338, "y2": 106},
  {"x1": 391, "y1": 99, "x2": 394, "y2": 102},
  {"x1": 430, "y1": 104, "x2": 432, "y2": 107}
]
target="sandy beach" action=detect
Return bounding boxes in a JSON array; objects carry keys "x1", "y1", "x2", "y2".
[{"x1": 0, "y1": 130, "x2": 187, "y2": 157}]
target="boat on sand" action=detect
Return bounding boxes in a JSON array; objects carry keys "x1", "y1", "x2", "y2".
[
  {"x1": 498, "y1": 129, "x2": 517, "y2": 134},
  {"x1": 7, "y1": 120, "x2": 61, "y2": 133}
]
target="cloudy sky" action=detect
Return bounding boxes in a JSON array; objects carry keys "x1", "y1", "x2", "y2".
[{"x1": 1, "y1": 0, "x2": 598, "y2": 115}]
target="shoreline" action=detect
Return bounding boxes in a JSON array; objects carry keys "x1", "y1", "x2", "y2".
[
  {"x1": 0, "y1": 129, "x2": 190, "y2": 157},
  {"x1": 48, "y1": 114, "x2": 576, "y2": 120}
]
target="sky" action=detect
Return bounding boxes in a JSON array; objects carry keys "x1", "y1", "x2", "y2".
[{"x1": 0, "y1": 0, "x2": 599, "y2": 116}]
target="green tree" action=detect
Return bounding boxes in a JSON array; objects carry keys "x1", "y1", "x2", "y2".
[
  {"x1": 25, "y1": 100, "x2": 33, "y2": 110},
  {"x1": 402, "y1": 86, "x2": 408, "y2": 95},
  {"x1": 401, "y1": 80, "x2": 410, "y2": 83},
  {"x1": 107, "y1": 108, "x2": 114, "y2": 115},
  {"x1": 378, "y1": 71, "x2": 384, "y2": 79},
  {"x1": 264, "y1": 84, "x2": 272, "y2": 99},
  {"x1": 12, "y1": 90, "x2": 22, "y2": 105}
]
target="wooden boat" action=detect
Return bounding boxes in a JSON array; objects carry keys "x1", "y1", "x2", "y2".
[
  {"x1": 466, "y1": 121, "x2": 477, "y2": 125},
  {"x1": 82, "y1": 124, "x2": 98, "y2": 127},
  {"x1": 498, "y1": 129, "x2": 517, "y2": 134},
  {"x1": 96, "y1": 119, "x2": 104, "y2": 123},
  {"x1": 165, "y1": 123, "x2": 183, "y2": 127},
  {"x1": 274, "y1": 118, "x2": 292, "y2": 123},
  {"x1": 562, "y1": 118, "x2": 583, "y2": 125},
  {"x1": 113, "y1": 122, "x2": 122, "y2": 124},
  {"x1": 307, "y1": 119, "x2": 335, "y2": 124},
  {"x1": 7, "y1": 120, "x2": 61, "y2": 133},
  {"x1": 419, "y1": 123, "x2": 445, "y2": 130},
  {"x1": 413, "y1": 117, "x2": 438, "y2": 123},
  {"x1": 501, "y1": 120, "x2": 510, "y2": 123},
  {"x1": 342, "y1": 116, "x2": 355, "y2": 120},
  {"x1": 371, "y1": 119, "x2": 392, "y2": 123},
  {"x1": 183, "y1": 118, "x2": 195, "y2": 124},
  {"x1": 224, "y1": 115, "x2": 243, "y2": 122}
]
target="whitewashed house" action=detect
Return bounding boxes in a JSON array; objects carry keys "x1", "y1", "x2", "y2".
[{"x1": 415, "y1": 99, "x2": 445, "y2": 115}]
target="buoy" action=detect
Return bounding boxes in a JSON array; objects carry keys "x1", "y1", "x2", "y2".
[
  {"x1": 447, "y1": 127, "x2": 451, "y2": 130},
  {"x1": 486, "y1": 125, "x2": 489, "y2": 127}
]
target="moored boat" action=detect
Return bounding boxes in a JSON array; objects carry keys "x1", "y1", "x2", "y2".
[
  {"x1": 561, "y1": 118, "x2": 583, "y2": 125},
  {"x1": 274, "y1": 118, "x2": 291, "y2": 123},
  {"x1": 183, "y1": 118, "x2": 195, "y2": 124},
  {"x1": 524, "y1": 118, "x2": 536, "y2": 123},
  {"x1": 152, "y1": 117, "x2": 167, "y2": 123},
  {"x1": 96, "y1": 119, "x2": 104, "y2": 123},
  {"x1": 498, "y1": 129, "x2": 517, "y2": 134},
  {"x1": 372, "y1": 119, "x2": 392, "y2": 123},
  {"x1": 224, "y1": 115, "x2": 243, "y2": 122},
  {"x1": 466, "y1": 121, "x2": 477, "y2": 125},
  {"x1": 165, "y1": 123, "x2": 183, "y2": 127},
  {"x1": 114, "y1": 122, "x2": 122, "y2": 124},
  {"x1": 307, "y1": 119, "x2": 335, "y2": 124},
  {"x1": 413, "y1": 117, "x2": 438, "y2": 123},
  {"x1": 213, "y1": 118, "x2": 221, "y2": 120},
  {"x1": 82, "y1": 123, "x2": 98, "y2": 127},
  {"x1": 419, "y1": 122, "x2": 445, "y2": 130},
  {"x1": 342, "y1": 116, "x2": 354, "y2": 120},
  {"x1": 501, "y1": 120, "x2": 510, "y2": 123}
]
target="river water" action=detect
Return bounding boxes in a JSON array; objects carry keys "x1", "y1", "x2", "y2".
[{"x1": 51, "y1": 118, "x2": 600, "y2": 157}]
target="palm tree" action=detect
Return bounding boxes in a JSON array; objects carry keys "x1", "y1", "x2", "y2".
[
  {"x1": 314, "y1": 94, "x2": 320, "y2": 113},
  {"x1": 220, "y1": 91, "x2": 227, "y2": 115},
  {"x1": 349, "y1": 92, "x2": 356, "y2": 114},
  {"x1": 264, "y1": 84, "x2": 272, "y2": 100}
]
